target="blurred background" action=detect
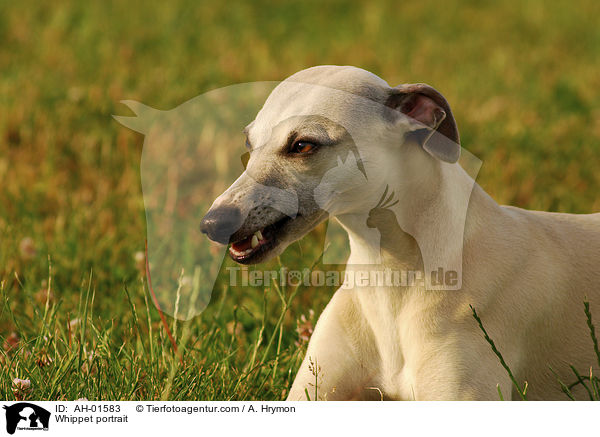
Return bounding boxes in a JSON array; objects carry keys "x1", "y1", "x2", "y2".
[{"x1": 0, "y1": 0, "x2": 599, "y2": 400}]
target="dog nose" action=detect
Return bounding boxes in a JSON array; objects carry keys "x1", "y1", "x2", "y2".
[{"x1": 200, "y1": 206, "x2": 243, "y2": 244}]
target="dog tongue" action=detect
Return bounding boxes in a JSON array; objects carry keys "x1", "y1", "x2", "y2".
[{"x1": 231, "y1": 236, "x2": 252, "y2": 251}]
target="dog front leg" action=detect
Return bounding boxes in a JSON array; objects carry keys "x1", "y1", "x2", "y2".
[{"x1": 287, "y1": 290, "x2": 379, "y2": 400}]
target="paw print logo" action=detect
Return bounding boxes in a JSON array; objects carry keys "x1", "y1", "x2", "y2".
[
  {"x1": 287, "y1": 270, "x2": 303, "y2": 286},
  {"x1": 366, "y1": 185, "x2": 399, "y2": 229}
]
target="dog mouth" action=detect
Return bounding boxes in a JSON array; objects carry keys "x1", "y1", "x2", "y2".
[{"x1": 228, "y1": 216, "x2": 292, "y2": 264}]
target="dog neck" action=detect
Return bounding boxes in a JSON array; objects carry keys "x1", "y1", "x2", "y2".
[{"x1": 336, "y1": 146, "x2": 491, "y2": 290}]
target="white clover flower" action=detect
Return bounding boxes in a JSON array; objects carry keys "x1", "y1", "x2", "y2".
[{"x1": 12, "y1": 378, "x2": 31, "y2": 390}]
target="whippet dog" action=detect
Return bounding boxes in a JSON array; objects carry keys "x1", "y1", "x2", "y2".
[{"x1": 200, "y1": 65, "x2": 600, "y2": 400}]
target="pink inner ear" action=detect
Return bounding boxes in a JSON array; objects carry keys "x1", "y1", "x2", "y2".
[{"x1": 401, "y1": 94, "x2": 443, "y2": 129}]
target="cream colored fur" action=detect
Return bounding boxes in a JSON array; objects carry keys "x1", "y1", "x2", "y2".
[{"x1": 224, "y1": 66, "x2": 600, "y2": 400}]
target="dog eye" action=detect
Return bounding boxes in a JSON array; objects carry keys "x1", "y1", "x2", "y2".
[{"x1": 290, "y1": 141, "x2": 317, "y2": 154}]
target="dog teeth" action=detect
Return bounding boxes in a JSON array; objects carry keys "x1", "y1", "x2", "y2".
[
  {"x1": 229, "y1": 246, "x2": 256, "y2": 257},
  {"x1": 230, "y1": 230, "x2": 267, "y2": 258}
]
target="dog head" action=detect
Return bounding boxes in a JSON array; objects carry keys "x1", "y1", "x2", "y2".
[{"x1": 200, "y1": 65, "x2": 460, "y2": 264}]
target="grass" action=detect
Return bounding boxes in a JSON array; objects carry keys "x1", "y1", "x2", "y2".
[
  {"x1": 1, "y1": 0, "x2": 599, "y2": 400},
  {"x1": 551, "y1": 302, "x2": 600, "y2": 400},
  {"x1": 470, "y1": 305, "x2": 528, "y2": 400},
  {"x1": 1, "y1": 263, "x2": 314, "y2": 400},
  {"x1": 472, "y1": 301, "x2": 600, "y2": 401}
]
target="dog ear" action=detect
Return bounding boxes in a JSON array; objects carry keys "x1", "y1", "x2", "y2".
[{"x1": 386, "y1": 84, "x2": 460, "y2": 163}]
